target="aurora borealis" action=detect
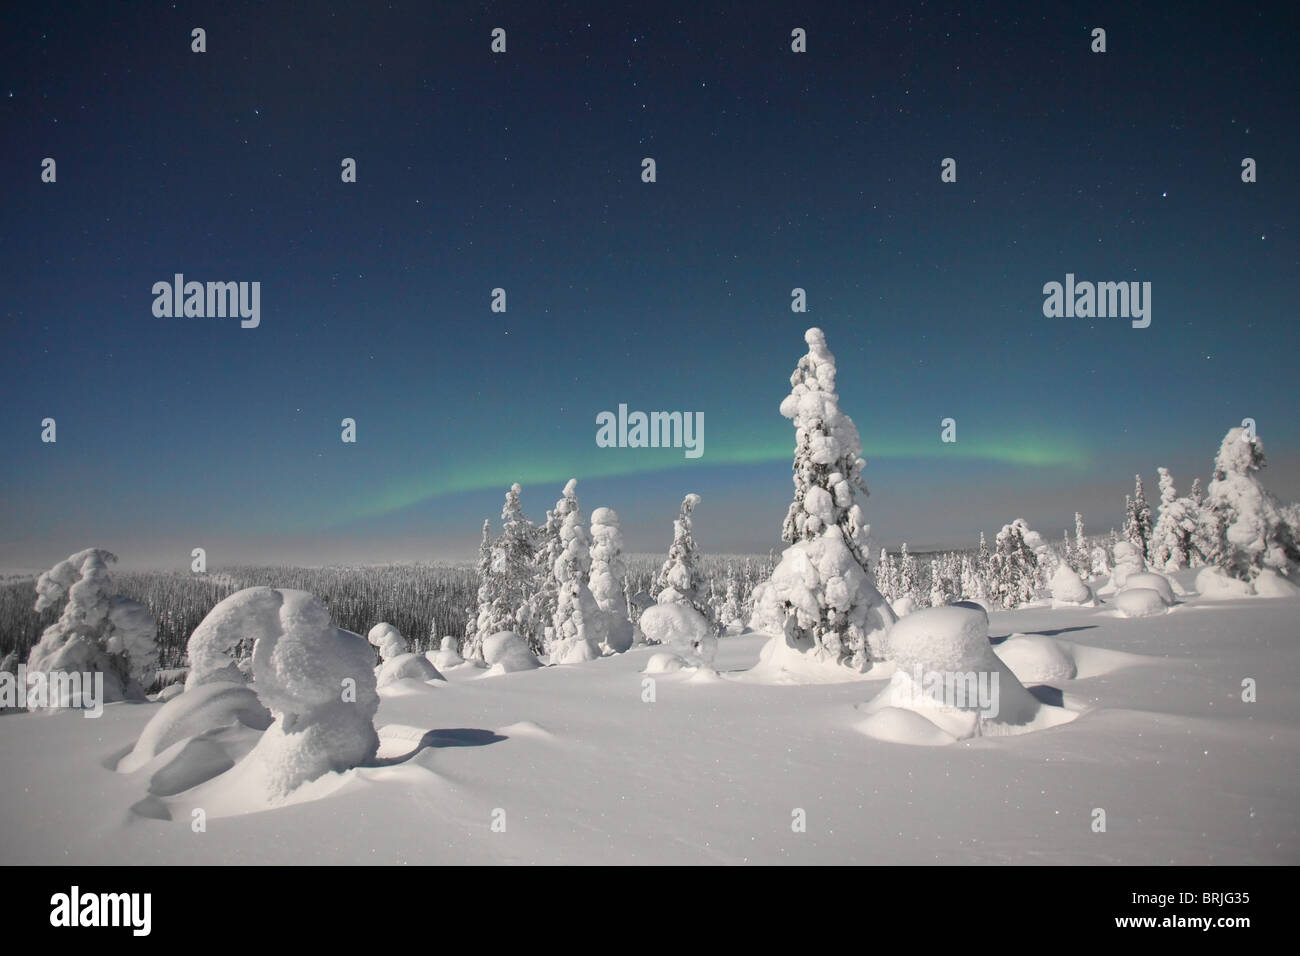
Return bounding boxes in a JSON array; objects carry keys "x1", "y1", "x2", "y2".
[{"x1": 3, "y1": 1, "x2": 1296, "y2": 569}]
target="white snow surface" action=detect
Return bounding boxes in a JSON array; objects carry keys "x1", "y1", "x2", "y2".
[{"x1": 2, "y1": 571, "x2": 1298, "y2": 864}]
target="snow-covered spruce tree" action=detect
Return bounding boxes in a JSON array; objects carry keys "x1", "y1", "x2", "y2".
[
  {"x1": 495, "y1": 483, "x2": 537, "y2": 625},
  {"x1": 1074, "y1": 512, "x2": 1090, "y2": 576},
  {"x1": 1125, "y1": 476, "x2": 1154, "y2": 562},
  {"x1": 550, "y1": 480, "x2": 605, "y2": 663},
  {"x1": 874, "y1": 547, "x2": 897, "y2": 602},
  {"x1": 526, "y1": 491, "x2": 570, "y2": 654},
  {"x1": 749, "y1": 328, "x2": 894, "y2": 668},
  {"x1": 719, "y1": 567, "x2": 744, "y2": 632},
  {"x1": 989, "y1": 520, "x2": 1039, "y2": 609},
  {"x1": 653, "y1": 493, "x2": 711, "y2": 621},
  {"x1": 589, "y1": 507, "x2": 634, "y2": 653},
  {"x1": 929, "y1": 558, "x2": 953, "y2": 607},
  {"x1": 1150, "y1": 467, "x2": 1196, "y2": 571},
  {"x1": 27, "y1": 548, "x2": 157, "y2": 706},
  {"x1": 898, "y1": 543, "x2": 917, "y2": 605},
  {"x1": 1197, "y1": 427, "x2": 1299, "y2": 582},
  {"x1": 464, "y1": 519, "x2": 494, "y2": 662}
]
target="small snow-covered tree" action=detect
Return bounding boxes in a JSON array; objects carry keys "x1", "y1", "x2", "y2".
[
  {"x1": 653, "y1": 493, "x2": 710, "y2": 621},
  {"x1": 550, "y1": 480, "x2": 605, "y2": 662},
  {"x1": 1197, "y1": 427, "x2": 1299, "y2": 581},
  {"x1": 749, "y1": 328, "x2": 894, "y2": 667},
  {"x1": 1074, "y1": 512, "x2": 1090, "y2": 576},
  {"x1": 27, "y1": 548, "x2": 157, "y2": 706},
  {"x1": 989, "y1": 520, "x2": 1039, "y2": 608},
  {"x1": 898, "y1": 543, "x2": 918, "y2": 606},
  {"x1": 589, "y1": 507, "x2": 634, "y2": 653},
  {"x1": 1125, "y1": 476, "x2": 1154, "y2": 562}
]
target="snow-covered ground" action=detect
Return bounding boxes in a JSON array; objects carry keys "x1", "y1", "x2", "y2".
[{"x1": 1, "y1": 574, "x2": 1296, "y2": 865}]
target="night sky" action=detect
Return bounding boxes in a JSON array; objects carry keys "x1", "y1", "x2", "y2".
[{"x1": 2, "y1": 1, "x2": 1297, "y2": 570}]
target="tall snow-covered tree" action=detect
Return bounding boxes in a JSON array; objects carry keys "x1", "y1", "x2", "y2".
[
  {"x1": 1197, "y1": 427, "x2": 1299, "y2": 581},
  {"x1": 749, "y1": 328, "x2": 894, "y2": 667},
  {"x1": 526, "y1": 489, "x2": 570, "y2": 654},
  {"x1": 550, "y1": 480, "x2": 605, "y2": 662},
  {"x1": 27, "y1": 548, "x2": 158, "y2": 706},
  {"x1": 653, "y1": 493, "x2": 710, "y2": 621},
  {"x1": 1125, "y1": 476, "x2": 1154, "y2": 561},
  {"x1": 589, "y1": 506, "x2": 634, "y2": 652}
]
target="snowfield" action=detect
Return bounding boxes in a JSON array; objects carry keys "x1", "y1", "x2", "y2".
[{"x1": 1, "y1": 572, "x2": 1296, "y2": 865}]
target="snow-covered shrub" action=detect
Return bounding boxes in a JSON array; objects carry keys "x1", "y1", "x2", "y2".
[
  {"x1": 750, "y1": 328, "x2": 895, "y2": 670},
  {"x1": 589, "y1": 507, "x2": 634, "y2": 653},
  {"x1": 239, "y1": 588, "x2": 380, "y2": 798},
  {"x1": 430, "y1": 636, "x2": 465, "y2": 670},
  {"x1": 480, "y1": 631, "x2": 542, "y2": 675},
  {"x1": 1194, "y1": 566, "x2": 1254, "y2": 600},
  {"x1": 1122, "y1": 572, "x2": 1175, "y2": 606},
  {"x1": 639, "y1": 602, "x2": 712, "y2": 654},
  {"x1": 1254, "y1": 568, "x2": 1300, "y2": 598},
  {"x1": 1114, "y1": 587, "x2": 1168, "y2": 618},
  {"x1": 1049, "y1": 563, "x2": 1092, "y2": 606},
  {"x1": 369, "y1": 623, "x2": 442, "y2": 686},
  {"x1": 367, "y1": 622, "x2": 407, "y2": 660},
  {"x1": 1107, "y1": 540, "x2": 1148, "y2": 591},
  {"x1": 27, "y1": 548, "x2": 158, "y2": 706}
]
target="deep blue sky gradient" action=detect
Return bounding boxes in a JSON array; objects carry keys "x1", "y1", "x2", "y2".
[{"x1": 2, "y1": 1, "x2": 1297, "y2": 569}]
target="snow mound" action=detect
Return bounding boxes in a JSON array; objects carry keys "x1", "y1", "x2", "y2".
[
  {"x1": 1122, "y1": 572, "x2": 1176, "y2": 606},
  {"x1": 1115, "y1": 587, "x2": 1169, "y2": 618},
  {"x1": 119, "y1": 680, "x2": 271, "y2": 773},
  {"x1": 480, "y1": 632, "x2": 541, "y2": 676},
  {"x1": 886, "y1": 605, "x2": 992, "y2": 675},
  {"x1": 430, "y1": 637, "x2": 465, "y2": 670},
  {"x1": 644, "y1": 652, "x2": 690, "y2": 674},
  {"x1": 1254, "y1": 568, "x2": 1300, "y2": 598},
  {"x1": 156, "y1": 682, "x2": 184, "y2": 702},
  {"x1": 1194, "y1": 566, "x2": 1255, "y2": 599},
  {"x1": 1050, "y1": 564, "x2": 1093, "y2": 606},
  {"x1": 858, "y1": 605, "x2": 1073, "y2": 744},
  {"x1": 993, "y1": 634, "x2": 1078, "y2": 683},
  {"x1": 891, "y1": 595, "x2": 917, "y2": 618},
  {"x1": 377, "y1": 652, "x2": 444, "y2": 688}
]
